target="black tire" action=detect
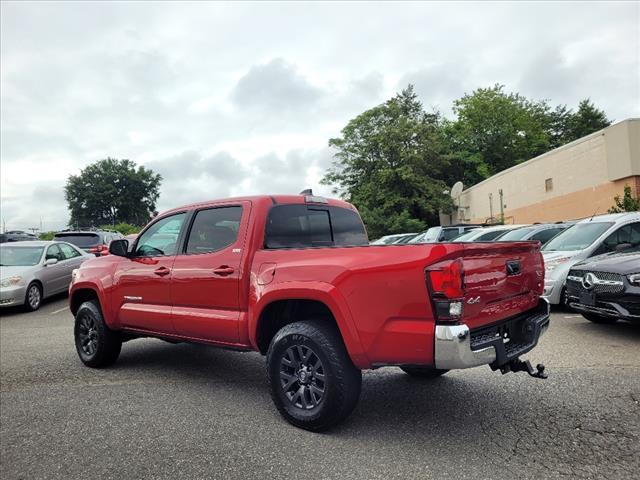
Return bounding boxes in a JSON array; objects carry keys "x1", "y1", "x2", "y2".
[
  {"x1": 266, "y1": 319, "x2": 362, "y2": 432},
  {"x1": 24, "y1": 282, "x2": 43, "y2": 312},
  {"x1": 400, "y1": 366, "x2": 449, "y2": 378},
  {"x1": 583, "y1": 313, "x2": 618, "y2": 324},
  {"x1": 74, "y1": 300, "x2": 122, "y2": 368}
]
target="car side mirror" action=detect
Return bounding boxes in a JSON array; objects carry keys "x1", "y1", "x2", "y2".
[
  {"x1": 44, "y1": 258, "x2": 58, "y2": 266},
  {"x1": 616, "y1": 242, "x2": 632, "y2": 252},
  {"x1": 109, "y1": 239, "x2": 129, "y2": 257}
]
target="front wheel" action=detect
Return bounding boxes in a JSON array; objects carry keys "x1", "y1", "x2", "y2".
[
  {"x1": 74, "y1": 300, "x2": 122, "y2": 368},
  {"x1": 24, "y1": 282, "x2": 42, "y2": 312},
  {"x1": 400, "y1": 366, "x2": 449, "y2": 378},
  {"x1": 266, "y1": 320, "x2": 362, "y2": 432},
  {"x1": 583, "y1": 313, "x2": 618, "y2": 324}
]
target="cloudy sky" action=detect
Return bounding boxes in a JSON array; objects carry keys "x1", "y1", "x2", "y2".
[{"x1": 1, "y1": 1, "x2": 638, "y2": 231}]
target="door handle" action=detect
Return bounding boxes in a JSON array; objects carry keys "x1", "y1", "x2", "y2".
[
  {"x1": 154, "y1": 266, "x2": 171, "y2": 276},
  {"x1": 213, "y1": 266, "x2": 235, "y2": 276}
]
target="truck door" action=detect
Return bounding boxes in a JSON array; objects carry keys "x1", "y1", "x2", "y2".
[
  {"x1": 170, "y1": 203, "x2": 249, "y2": 343},
  {"x1": 113, "y1": 212, "x2": 187, "y2": 334}
]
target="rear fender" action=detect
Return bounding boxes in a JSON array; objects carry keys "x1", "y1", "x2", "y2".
[{"x1": 249, "y1": 281, "x2": 369, "y2": 368}]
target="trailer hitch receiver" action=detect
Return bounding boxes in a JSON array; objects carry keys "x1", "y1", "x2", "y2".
[{"x1": 500, "y1": 358, "x2": 548, "y2": 379}]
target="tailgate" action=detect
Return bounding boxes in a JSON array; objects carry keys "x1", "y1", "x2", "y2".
[{"x1": 460, "y1": 242, "x2": 544, "y2": 330}]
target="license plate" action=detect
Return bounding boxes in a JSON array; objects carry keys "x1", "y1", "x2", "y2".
[{"x1": 579, "y1": 290, "x2": 596, "y2": 306}]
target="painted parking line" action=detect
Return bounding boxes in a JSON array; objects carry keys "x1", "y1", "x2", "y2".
[
  {"x1": 51, "y1": 306, "x2": 70, "y2": 315},
  {"x1": 563, "y1": 315, "x2": 582, "y2": 318}
]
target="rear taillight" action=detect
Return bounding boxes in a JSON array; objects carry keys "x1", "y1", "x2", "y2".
[{"x1": 426, "y1": 259, "x2": 465, "y2": 323}]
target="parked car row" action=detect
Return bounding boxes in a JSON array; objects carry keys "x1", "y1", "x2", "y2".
[{"x1": 0, "y1": 230, "x2": 38, "y2": 243}]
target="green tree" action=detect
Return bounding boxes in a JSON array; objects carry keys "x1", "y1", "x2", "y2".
[
  {"x1": 445, "y1": 84, "x2": 552, "y2": 184},
  {"x1": 100, "y1": 222, "x2": 140, "y2": 235},
  {"x1": 65, "y1": 158, "x2": 162, "y2": 228},
  {"x1": 566, "y1": 99, "x2": 611, "y2": 140},
  {"x1": 322, "y1": 86, "x2": 453, "y2": 238},
  {"x1": 38, "y1": 231, "x2": 56, "y2": 241},
  {"x1": 608, "y1": 184, "x2": 640, "y2": 213}
]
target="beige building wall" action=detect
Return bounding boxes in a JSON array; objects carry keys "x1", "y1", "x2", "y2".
[{"x1": 454, "y1": 119, "x2": 640, "y2": 224}]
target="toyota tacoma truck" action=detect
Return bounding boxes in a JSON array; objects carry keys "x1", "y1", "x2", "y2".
[{"x1": 69, "y1": 193, "x2": 550, "y2": 431}]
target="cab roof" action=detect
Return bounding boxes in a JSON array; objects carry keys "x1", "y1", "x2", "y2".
[{"x1": 160, "y1": 194, "x2": 355, "y2": 217}]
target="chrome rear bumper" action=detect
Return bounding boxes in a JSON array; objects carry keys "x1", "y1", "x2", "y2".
[{"x1": 434, "y1": 299, "x2": 550, "y2": 370}]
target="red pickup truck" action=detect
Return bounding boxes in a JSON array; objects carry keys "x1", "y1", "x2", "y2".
[{"x1": 69, "y1": 193, "x2": 550, "y2": 431}]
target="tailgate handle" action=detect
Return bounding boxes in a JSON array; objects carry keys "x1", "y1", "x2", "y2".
[{"x1": 506, "y1": 260, "x2": 521, "y2": 276}]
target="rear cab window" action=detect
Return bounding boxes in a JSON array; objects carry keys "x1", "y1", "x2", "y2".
[{"x1": 265, "y1": 204, "x2": 368, "y2": 249}]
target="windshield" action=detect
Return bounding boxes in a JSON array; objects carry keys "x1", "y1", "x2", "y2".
[
  {"x1": 0, "y1": 246, "x2": 44, "y2": 266},
  {"x1": 542, "y1": 222, "x2": 613, "y2": 252},
  {"x1": 54, "y1": 233, "x2": 100, "y2": 247},
  {"x1": 497, "y1": 227, "x2": 536, "y2": 241}
]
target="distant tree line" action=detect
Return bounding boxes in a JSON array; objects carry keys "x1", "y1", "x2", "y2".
[{"x1": 323, "y1": 84, "x2": 612, "y2": 238}]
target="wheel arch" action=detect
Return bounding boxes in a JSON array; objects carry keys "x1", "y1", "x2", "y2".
[
  {"x1": 70, "y1": 287, "x2": 101, "y2": 316},
  {"x1": 251, "y1": 284, "x2": 368, "y2": 368}
]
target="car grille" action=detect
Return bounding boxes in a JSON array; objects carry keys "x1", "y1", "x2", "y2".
[{"x1": 567, "y1": 270, "x2": 625, "y2": 294}]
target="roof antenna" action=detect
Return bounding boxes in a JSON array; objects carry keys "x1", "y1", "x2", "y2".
[
  {"x1": 299, "y1": 189, "x2": 313, "y2": 195},
  {"x1": 589, "y1": 206, "x2": 599, "y2": 221}
]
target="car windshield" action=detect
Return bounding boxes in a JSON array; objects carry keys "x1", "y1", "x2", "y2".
[
  {"x1": 497, "y1": 227, "x2": 536, "y2": 241},
  {"x1": 542, "y1": 222, "x2": 614, "y2": 252},
  {"x1": 0, "y1": 246, "x2": 44, "y2": 266},
  {"x1": 54, "y1": 233, "x2": 100, "y2": 247}
]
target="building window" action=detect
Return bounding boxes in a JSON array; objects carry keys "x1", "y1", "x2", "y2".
[{"x1": 545, "y1": 178, "x2": 553, "y2": 192}]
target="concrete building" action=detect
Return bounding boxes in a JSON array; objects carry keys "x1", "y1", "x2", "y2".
[{"x1": 448, "y1": 118, "x2": 640, "y2": 224}]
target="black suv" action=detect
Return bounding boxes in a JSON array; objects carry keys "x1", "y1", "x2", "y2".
[
  {"x1": 54, "y1": 230, "x2": 123, "y2": 256},
  {"x1": 566, "y1": 249, "x2": 640, "y2": 324}
]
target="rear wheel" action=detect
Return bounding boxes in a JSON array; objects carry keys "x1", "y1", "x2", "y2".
[
  {"x1": 74, "y1": 300, "x2": 122, "y2": 367},
  {"x1": 24, "y1": 282, "x2": 42, "y2": 312},
  {"x1": 583, "y1": 313, "x2": 618, "y2": 324},
  {"x1": 400, "y1": 366, "x2": 449, "y2": 378},
  {"x1": 266, "y1": 319, "x2": 361, "y2": 432}
]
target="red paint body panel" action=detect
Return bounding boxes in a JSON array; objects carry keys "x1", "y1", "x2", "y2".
[{"x1": 70, "y1": 195, "x2": 545, "y2": 370}]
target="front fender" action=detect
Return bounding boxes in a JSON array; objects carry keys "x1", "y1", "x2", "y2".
[
  {"x1": 69, "y1": 279, "x2": 114, "y2": 328},
  {"x1": 249, "y1": 280, "x2": 370, "y2": 369}
]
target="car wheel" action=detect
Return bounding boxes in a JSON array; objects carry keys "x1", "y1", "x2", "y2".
[
  {"x1": 583, "y1": 313, "x2": 618, "y2": 324},
  {"x1": 400, "y1": 366, "x2": 449, "y2": 378},
  {"x1": 24, "y1": 282, "x2": 42, "y2": 312},
  {"x1": 266, "y1": 319, "x2": 362, "y2": 432},
  {"x1": 74, "y1": 300, "x2": 122, "y2": 368}
]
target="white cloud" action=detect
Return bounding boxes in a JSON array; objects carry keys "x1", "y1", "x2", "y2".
[{"x1": 1, "y1": 1, "x2": 637, "y2": 230}]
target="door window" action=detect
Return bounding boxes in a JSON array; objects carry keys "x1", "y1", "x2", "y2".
[
  {"x1": 135, "y1": 213, "x2": 187, "y2": 257},
  {"x1": 185, "y1": 207, "x2": 243, "y2": 254},
  {"x1": 45, "y1": 244, "x2": 64, "y2": 261},
  {"x1": 599, "y1": 222, "x2": 640, "y2": 253},
  {"x1": 59, "y1": 243, "x2": 81, "y2": 259}
]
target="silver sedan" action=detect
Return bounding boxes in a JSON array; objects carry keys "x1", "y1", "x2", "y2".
[{"x1": 0, "y1": 241, "x2": 93, "y2": 311}]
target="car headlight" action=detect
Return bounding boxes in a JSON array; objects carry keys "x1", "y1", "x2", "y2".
[
  {"x1": 0, "y1": 276, "x2": 24, "y2": 288},
  {"x1": 628, "y1": 273, "x2": 640, "y2": 286},
  {"x1": 544, "y1": 257, "x2": 570, "y2": 273}
]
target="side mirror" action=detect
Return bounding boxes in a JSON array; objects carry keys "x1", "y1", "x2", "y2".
[
  {"x1": 44, "y1": 258, "x2": 58, "y2": 266},
  {"x1": 616, "y1": 243, "x2": 632, "y2": 252},
  {"x1": 109, "y1": 239, "x2": 129, "y2": 257}
]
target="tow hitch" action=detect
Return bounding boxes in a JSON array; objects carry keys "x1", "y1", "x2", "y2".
[{"x1": 500, "y1": 358, "x2": 548, "y2": 379}]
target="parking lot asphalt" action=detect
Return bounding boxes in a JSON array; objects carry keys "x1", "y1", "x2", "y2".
[{"x1": 1, "y1": 296, "x2": 639, "y2": 480}]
